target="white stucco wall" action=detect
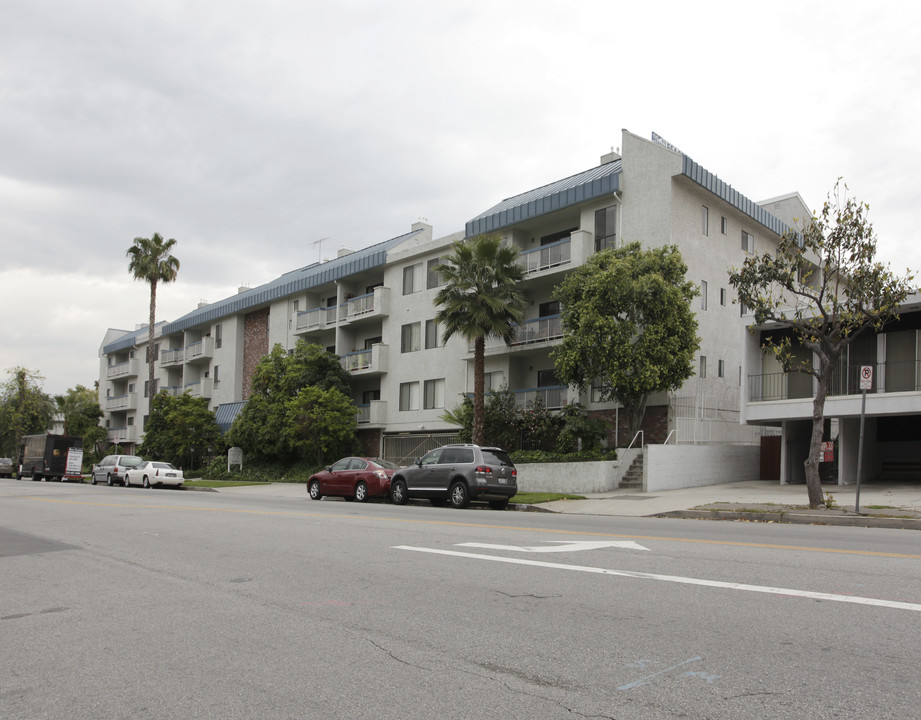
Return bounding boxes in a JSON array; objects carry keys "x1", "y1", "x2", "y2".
[
  {"x1": 645, "y1": 444, "x2": 760, "y2": 491},
  {"x1": 516, "y1": 461, "x2": 620, "y2": 494}
]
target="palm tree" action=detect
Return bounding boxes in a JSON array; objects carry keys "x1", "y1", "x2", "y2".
[
  {"x1": 435, "y1": 233, "x2": 525, "y2": 446},
  {"x1": 127, "y1": 233, "x2": 180, "y2": 418}
]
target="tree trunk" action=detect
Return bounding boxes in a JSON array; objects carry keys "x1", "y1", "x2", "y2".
[
  {"x1": 804, "y1": 365, "x2": 832, "y2": 509},
  {"x1": 472, "y1": 336, "x2": 485, "y2": 446},
  {"x1": 147, "y1": 279, "x2": 158, "y2": 420}
]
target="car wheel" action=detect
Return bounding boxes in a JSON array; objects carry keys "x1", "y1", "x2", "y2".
[
  {"x1": 106, "y1": 474, "x2": 113, "y2": 487},
  {"x1": 32, "y1": 471, "x2": 41, "y2": 482},
  {"x1": 488, "y1": 499, "x2": 509, "y2": 511},
  {"x1": 390, "y1": 479, "x2": 408, "y2": 505},
  {"x1": 354, "y1": 481, "x2": 368, "y2": 503},
  {"x1": 449, "y1": 481, "x2": 470, "y2": 509},
  {"x1": 143, "y1": 476, "x2": 150, "y2": 489},
  {"x1": 91, "y1": 475, "x2": 97, "y2": 485},
  {"x1": 124, "y1": 476, "x2": 130, "y2": 488},
  {"x1": 308, "y1": 479, "x2": 322, "y2": 500}
]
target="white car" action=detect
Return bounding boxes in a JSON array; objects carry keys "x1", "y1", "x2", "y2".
[{"x1": 124, "y1": 461, "x2": 184, "y2": 488}]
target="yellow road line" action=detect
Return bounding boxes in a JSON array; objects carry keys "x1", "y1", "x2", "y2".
[{"x1": 19, "y1": 496, "x2": 921, "y2": 560}]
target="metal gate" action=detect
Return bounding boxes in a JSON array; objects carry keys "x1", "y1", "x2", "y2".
[{"x1": 382, "y1": 432, "x2": 460, "y2": 467}]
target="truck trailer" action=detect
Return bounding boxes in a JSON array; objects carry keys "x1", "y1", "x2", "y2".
[{"x1": 19, "y1": 434, "x2": 84, "y2": 482}]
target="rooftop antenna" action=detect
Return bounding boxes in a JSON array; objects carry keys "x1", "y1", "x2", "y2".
[{"x1": 312, "y1": 237, "x2": 328, "y2": 263}]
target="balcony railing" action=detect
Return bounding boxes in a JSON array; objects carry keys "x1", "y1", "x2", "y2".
[
  {"x1": 106, "y1": 358, "x2": 139, "y2": 379},
  {"x1": 183, "y1": 378, "x2": 213, "y2": 399},
  {"x1": 160, "y1": 347, "x2": 184, "y2": 366},
  {"x1": 748, "y1": 359, "x2": 921, "y2": 402},
  {"x1": 510, "y1": 315, "x2": 563, "y2": 346},
  {"x1": 107, "y1": 426, "x2": 138, "y2": 444},
  {"x1": 105, "y1": 393, "x2": 138, "y2": 412},
  {"x1": 512, "y1": 385, "x2": 568, "y2": 410},
  {"x1": 356, "y1": 403, "x2": 371, "y2": 424},
  {"x1": 340, "y1": 344, "x2": 388, "y2": 375},
  {"x1": 519, "y1": 238, "x2": 571, "y2": 274},
  {"x1": 185, "y1": 337, "x2": 214, "y2": 363}
]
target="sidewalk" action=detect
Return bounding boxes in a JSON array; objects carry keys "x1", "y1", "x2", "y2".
[
  {"x1": 534, "y1": 480, "x2": 921, "y2": 529},
  {"x1": 212, "y1": 479, "x2": 921, "y2": 529}
]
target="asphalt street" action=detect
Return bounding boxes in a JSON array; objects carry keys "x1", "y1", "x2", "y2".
[{"x1": 2, "y1": 478, "x2": 920, "y2": 720}]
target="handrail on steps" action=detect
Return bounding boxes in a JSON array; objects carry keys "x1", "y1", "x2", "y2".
[
  {"x1": 614, "y1": 431, "x2": 644, "y2": 465},
  {"x1": 664, "y1": 430, "x2": 678, "y2": 445}
]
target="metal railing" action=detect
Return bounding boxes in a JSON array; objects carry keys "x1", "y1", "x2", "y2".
[
  {"x1": 518, "y1": 238, "x2": 571, "y2": 274},
  {"x1": 748, "y1": 359, "x2": 921, "y2": 401}
]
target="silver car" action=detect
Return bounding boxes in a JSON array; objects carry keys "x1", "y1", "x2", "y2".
[{"x1": 91, "y1": 454, "x2": 143, "y2": 486}]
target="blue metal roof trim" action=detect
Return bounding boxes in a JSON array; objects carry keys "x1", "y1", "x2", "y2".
[
  {"x1": 681, "y1": 155, "x2": 791, "y2": 237},
  {"x1": 102, "y1": 323, "x2": 166, "y2": 355},
  {"x1": 215, "y1": 401, "x2": 246, "y2": 433},
  {"x1": 465, "y1": 160, "x2": 622, "y2": 237},
  {"x1": 161, "y1": 229, "x2": 422, "y2": 335}
]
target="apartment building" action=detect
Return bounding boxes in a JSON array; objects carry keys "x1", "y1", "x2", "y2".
[
  {"x1": 742, "y1": 296, "x2": 921, "y2": 485},
  {"x1": 99, "y1": 129, "x2": 808, "y2": 462}
]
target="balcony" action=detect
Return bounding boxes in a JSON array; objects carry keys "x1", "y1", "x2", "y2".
[
  {"x1": 107, "y1": 426, "x2": 138, "y2": 444},
  {"x1": 341, "y1": 344, "x2": 388, "y2": 376},
  {"x1": 512, "y1": 385, "x2": 570, "y2": 410},
  {"x1": 160, "y1": 385, "x2": 184, "y2": 397},
  {"x1": 510, "y1": 315, "x2": 563, "y2": 347},
  {"x1": 748, "y1": 360, "x2": 921, "y2": 403},
  {"x1": 294, "y1": 305, "x2": 340, "y2": 334},
  {"x1": 184, "y1": 378, "x2": 213, "y2": 399},
  {"x1": 341, "y1": 287, "x2": 390, "y2": 326},
  {"x1": 160, "y1": 347, "x2": 184, "y2": 367},
  {"x1": 106, "y1": 358, "x2": 139, "y2": 380},
  {"x1": 105, "y1": 393, "x2": 138, "y2": 412},
  {"x1": 519, "y1": 238, "x2": 571, "y2": 275},
  {"x1": 185, "y1": 337, "x2": 214, "y2": 364},
  {"x1": 355, "y1": 400, "x2": 387, "y2": 426}
]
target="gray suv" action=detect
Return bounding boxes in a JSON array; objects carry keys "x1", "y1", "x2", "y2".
[{"x1": 390, "y1": 444, "x2": 517, "y2": 510}]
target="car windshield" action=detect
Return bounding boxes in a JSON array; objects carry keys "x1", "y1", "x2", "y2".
[
  {"x1": 122, "y1": 456, "x2": 143, "y2": 467},
  {"x1": 481, "y1": 449, "x2": 513, "y2": 466}
]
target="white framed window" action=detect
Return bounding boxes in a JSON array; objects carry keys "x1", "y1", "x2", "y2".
[
  {"x1": 741, "y1": 230, "x2": 754, "y2": 253},
  {"x1": 401, "y1": 322, "x2": 421, "y2": 353},
  {"x1": 701, "y1": 281, "x2": 708, "y2": 310},
  {"x1": 425, "y1": 319, "x2": 441, "y2": 349},
  {"x1": 720, "y1": 288, "x2": 727, "y2": 306},
  {"x1": 426, "y1": 258, "x2": 443, "y2": 289},
  {"x1": 213, "y1": 365, "x2": 221, "y2": 385},
  {"x1": 718, "y1": 359, "x2": 725, "y2": 378},
  {"x1": 403, "y1": 263, "x2": 422, "y2": 295},
  {"x1": 215, "y1": 323, "x2": 222, "y2": 349},
  {"x1": 700, "y1": 355, "x2": 707, "y2": 378},
  {"x1": 702, "y1": 206, "x2": 709, "y2": 236},
  {"x1": 423, "y1": 378, "x2": 445, "y2": 409},
  {"x1": 484, "y1": 371, "x2": 504, "y2": 392},
  {"x1": 399, "y1": 382, "x2": 420, "y2": 411},
  {"x1": 721, "y1": 216, "x2": 728, "y2": 235}
]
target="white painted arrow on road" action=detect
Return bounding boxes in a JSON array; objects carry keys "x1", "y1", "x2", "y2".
[{"x1": 456, "y1": 540, "x2": 650, "y2": 553}]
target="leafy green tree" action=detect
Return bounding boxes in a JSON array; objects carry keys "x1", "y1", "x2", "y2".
[
  {"x1": 552, "y1": 242, "x2": 700, "y2": 443},
  {"x1": 284, "y1": 386, "x2": 358, "y2": 465},
  {"x1": 555, "y1": 402, "x2": 607, "y2": 453},
  {"x1": 0, "y1": 367, "x2": 55, "y2": 457},
  {"x1": 140, "y1": 392, "x2": 224, "y2": 470},
  {"x1": 227, "y1": 341, "x2": 354, "y2": 461},
  {"x1": 435, "y1": 234, "x2": 525, "y2": 445},
  {"x1": 127, "y1": 232, "x2": 180, "y2": 416},
  {"x1": 54, "y1": 384, "x2": 106, "y2": 462},
  {"x1": 729, "y1": 181, "x2": 915, "y2": 508}
]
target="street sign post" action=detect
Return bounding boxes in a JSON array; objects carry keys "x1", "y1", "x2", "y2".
[{"x1": 855, "y1": 365, "x2": 873, "y2": 513}]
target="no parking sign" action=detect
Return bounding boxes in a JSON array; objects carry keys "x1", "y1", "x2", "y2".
[{"x1": 859, "y1": 365, "x2": 873, "y2": 390}]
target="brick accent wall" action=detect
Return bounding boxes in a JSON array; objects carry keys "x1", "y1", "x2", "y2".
[
  {"x1": 242, "y1": 308, "x2": 270, "y2": 400},
  {"x1": 589, "y1": 404, "x2": 669, "y2": 447}
]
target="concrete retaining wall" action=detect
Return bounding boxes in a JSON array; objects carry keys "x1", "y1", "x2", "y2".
[
  {"x1": 645, "y1": 444, "x2": 760, "y2": 491},
  {"x1": 516, "y1": 461, "x2": 619, "y2": 494}
]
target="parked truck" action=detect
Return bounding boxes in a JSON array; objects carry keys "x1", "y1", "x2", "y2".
[{"x1": 19, "y1": 434, "x2": 84, "y2": 482}]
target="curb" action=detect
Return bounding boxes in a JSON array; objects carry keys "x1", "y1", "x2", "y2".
[{"x1": 654, "y1": 509, "x2": 921, "y2": 531}]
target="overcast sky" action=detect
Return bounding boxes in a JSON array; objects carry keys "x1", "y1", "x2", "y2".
[{"x1": 1, "y1": 0, "x2": 919, "y2": 397}]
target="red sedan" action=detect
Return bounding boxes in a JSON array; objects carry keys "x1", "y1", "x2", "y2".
[{"x1": 307, "y1": 457, "x2": 398, "y2": 502}]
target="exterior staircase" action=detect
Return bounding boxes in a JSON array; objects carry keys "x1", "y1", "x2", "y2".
[{"x1": 618, "y1": 453, "x2": 645, "y2": 489}]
